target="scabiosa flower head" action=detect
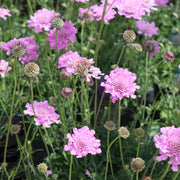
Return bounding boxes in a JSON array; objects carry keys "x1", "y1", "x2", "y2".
[
  {"x1": 164, "y1": 51, "x2": 174, "y2": 62},
  {"x1": 0, "y1": 8, "x2": 11, "y2": 20},
  {"x1": 154, "y1": 126, "x2": 180, "y2": 172},
  {"x1": 37, "y1": 163, "x2": 48, "y2": 173},
  {"x1": 78, "y1": 8, "x2": 94, "y2": 22},
  {"x1": 0, "y1": 37, "x2": 39, "y2": 64},
  {"x1": 118, "y1": 126, "x2": 130, "y2": 139},
  {"x1": 0, "y1": 60, "x2": 11, "y2": 78},
  {"x1": 136, "y1": 21, "x2": 159, "y2": 37},
  {"x1": 123, "y1": 30, "x2": 136, "y2": 43},
  {"x1": 135, "y1": 128, "x2": 145, "y2": 138},
  {"x1": 100, "y1": 68, "x2": 140, "y2": 103},
  {"x1": 24, "y1": 62, "x2": 40, "y2": 77},
  {"x1": 143, "y1": 40, "x2": 160, "y2": 57},
  {"x1": 155, "y1": 0, "x2": 169, "y2": 6},
  {"x1": 104, "y1": 121, "x2": 116, "y2": 131},
  {"x1": 131, "y1": 157, "x2": 145, "y2": 172},
  {"x1": 23, "y1": 101, "x2": 60, "y2": 128},
  {"x1": 141, "y1": 0, "x2": 157, "y2": 16},
  {"x1": 27, "y1": 8, "x2": 58, "y2": 33},
  {"x1": 61, "y1": 87, "x2": 73, "y2": 98},
  {"x1": 58, "y1": 51, "x2": 104, "y2": 81},
  {"x1": 47, "y1": 21, "x2": 77, "y2": 50},
  {"x1": 51, "y1": 16, "x2": 64, "y2": 29},
  {"x1": 10, "y1": 124, "x2": 21, "y2": 134},
  {"x1": 12, "y1": 42, "x2": 25, "y2": 58},
  {"x1": 64, "y1": 126, "x2": 102, "y2": 158}
]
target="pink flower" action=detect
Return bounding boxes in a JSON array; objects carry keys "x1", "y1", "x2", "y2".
[
  {"x1": 101, "y1": 68, "x2": 140, "y2": 103},
  {"x1": 155, "y1": 0, "x2": 169, "y2": 6},
  {"x1": 0, "y1": 37, "x2": 39, "y2": 64},
  {"x1": 85, "y1": 169, "x2": 92, "y2": 179},
  {"x1": 179, "y1": 64, "x2": 180, "y2": 69},
  {"x1": 64, "y1": 126, "x2": 102, "y2": 158},
  {"x1": 78, "y1": 8, "x2": 94, "y2": 22},
  {"x1": 27, "y1": 8, "x2": 58, "y2": 33},
  {"x1": 47, "y1": 21, "x2": 77, "y2": 50},
  {"x1": 136, "y1": 21, "x2": 159, "y2": 37},
  {"x1": 0, "y1": 60, "x2": 11, "y2": 78},
  {"x1": 46, "y1": 170, "x2": 52, "y2": 176},
  {"x1": 58, "y1": 51, "x2": 104, "y2": 81},
  {"x1": 75, "y1": 0, "x2": 89, "y2": 3},
  {"x1": 164, "y1": 51, "x2": 174, "y2": 62},
  {"x1": 141, "y1": 0, "x2": 157, "y2": 16},
  {"x1": 23, "y1": 101, "x2": 60, "y2": 128},
  {"x1": 143, "y1": 40, "x2": 161, "y2": 57},
  {"x1": 0, "y1": 8, "x2": 11, "y2": 20},
  {"x1": 154, "y1": 126, "x2": 180, "y2": 172}
]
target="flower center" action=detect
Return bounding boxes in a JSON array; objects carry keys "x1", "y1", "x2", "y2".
[
  {"x1": 168, "y1": 135, "x2": 180, "y2": 153},
  {"x1": 113, "y1": 77, "x2": 129, "y2": 92}
]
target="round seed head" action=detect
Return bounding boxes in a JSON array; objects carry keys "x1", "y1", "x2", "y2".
[
  {"x1": 12, "y1": 43, "x2": 25, "y2": 58},
  {"x1": 123, "y1": 30, "x2": 136, "y2": 43},
  {"x1": 10, "y1": 124, "x2": 21, "y2": 134},
  {"x1": 49, "y1": 96, "x2": 58, "y2": 106},
  {"x1": 135, "y1": 128, "x2": 145, "y2": 138},
  {"x1": 37, "y1": 163, "x2": 48, "y2": 173},
  {"x1": 21, "y1": 96, "x2": 28, "y2": 103},
  {"x1": 118, "y1": 126, "x2": 130, "y2": 139},
  {"x1": 60, "y1": 71, "x2": 69, "y2": 82},
  {"x1": 61, "y1": 87, "x2": 73, "y2": 98},
  {"x1": 133, "y1": 43, "x2": 143, "y2": 52},
  {"x1": 104, "y1": 121, "x2": 116, "y2": 131},
  {"x1": 24, "y1": 62, "x2": 40, "y2": 77},
  {"x1": 51, "y1": 17, "x2": 64, "y2": 29},
  {"x1": 131, "y1": 157, "x2": 145, "y2": 172}
]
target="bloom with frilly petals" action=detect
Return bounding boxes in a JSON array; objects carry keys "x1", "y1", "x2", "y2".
[
  {"x1": 136, "y1": 21, "x2": 159, "y2": 37},
  {"x1": 27, "y1": 8, "x2": 58, "y2": 33},
  {"x1": 0, "y1": 37, "x2": 39, "y2": 64},
  {"x1": 47, "y1": 21, "x2": 77, "y2": 50},
  {"x1": 0, "y1": 8, "x2": 11, "y2": 20},
  {"x1": 101, "y1": 68, "x2": 140, "y2": 103},
  {"x1": 0, "y1": 60, "x2": 11, "y2": 78},
  {"x1": 143, "y1": 40, "x2": 161, "y2": 57},
  {"x1": 154, "y1": 126, "x2": 180, "y2": 172},
  {"x1": 23, "y1": 101, "x2": 60, "y2": 128},
  {"x1": 164, "y1": 51, "x2": 174, "y2": 62},
  {"x1": 78, "y1": 8, "x2": 94, "y2": 22},
  {"x1": 155, "y1": 0, "x2": 169, "y2": 6},
  {"x1": 58, "y1": 51, "x2": 104, "y2": 81},
  {"x1": 64, "y1": 126, "x2": 102, "y2": 158}
]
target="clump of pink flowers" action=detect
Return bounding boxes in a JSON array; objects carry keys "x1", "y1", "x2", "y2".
[
  {"x1": 47, "y1": 21, "x2": 77, "y2": 50},
  {"x1": 23, "y1": 101, "x2": 60, "y2": 128},
  {"x1": 64, "y1": 126, "x2": 102, "y2": 158},
  {"x1": 164, "y1": 51, "x2": 174, "y2": 62},
  {"x1": 0, "y1": 7, "x2": 11, "y2": 20},
  {"x1": 154, "y1": 126, "x2": 180, "y2": 172},
  {"x1": 101, "y1": 68, "x2": 140, "y2": 103},
  {"x1": 0, "y1": 60, "x2": 11, "y2": 78},
  {"x1": 58, "y1": 51, "x2": 104, "y2": 82},
  {"x1": 136, "y1": 20, "x2": 159, "y2": 37},
  {"x1": 27, "y1": 8, "x2": 58, "y2": 33},
  {"x1": 0, "y1": 37, "x2": 39, "y2": 64}
]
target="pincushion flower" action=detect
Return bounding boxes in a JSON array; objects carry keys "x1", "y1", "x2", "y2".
[
  {"x1": 64, "y1": 126, "x2": 102, "y2": 158},
  {"x1": 58, "y1": 51, "x2": 104, "y2": 82},
  {"x1": 78, "y1": 8, "x2": 94, "y2": 22},
  {"x1": 27, "y1": 8, "x2": 58, "y2": 33},
  {"x1": 164, "y1": 51, "x2": 174, "y2": 62},
  {"x1": 154, "y1": 126, "x2": 180, "y2": 172},
  {"x1": 0, "y1": 8, "x2": 11, "y2": 20},
  {"x1": 101, "y1": 68, "x2": 140, "y2": 103},
  {"x1": 23, "y1": 101, "x2": 60, "y2": 128},
  {"x1": 0, "y1": 37, "x2": 39, "y2": 64},
  {"x1": 136, "y1": 21, "x2": 159, "y2": 37},
  {"x1": 155, "y1": 0, "x2": 169, "y2": 6},
  {"x1": 143, "y1": 40, "x2": 161, "y2": 57},
  {"x1": 0, "y1": 60, "x2": 11, "y2": 78},
  {"x1": 47, "y1": 21, "x2": 77, "y2": 50}
]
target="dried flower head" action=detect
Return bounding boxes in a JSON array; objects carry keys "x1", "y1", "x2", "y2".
[
  {"x1": 60, "y1": 71, "x2": 69, "y2": 81},
  {"x1": 51, "y1": 16, "x2": 64, "y2": 29},
  {"x1": 123, "y1": 30, "x2": 136, "y2": 43},
  {"x1": 52, "y1": 174, "x2": 58, "y2": 180},
  {"x1": 131, "y1": 157, "x2": 145, "y2": 172},
  {"x1": 164, "y1": 51, "x2": 174, "y2": 62},
  {"x1": 24, "y1": 62, "x2": 40, "y2": 77},
  {"x1": 104, "y1": 121, "x2": 116, "y2": 131},
  {"x1": 37, "y1": 163, "x2": 48, "y2": 173},
  {"x1": 11, "y1": 124, "x2": 21, "y2": 134},
  {"x1": 118, "y1": 127, "x2": 130, "y2": 139},
  {"x1": 12, "y1": 43, "x2": 25, "y2": 58},
  {"x1": 135, "y1": 128, "x2": 145, "y2": 138},
  {"x1": 49, "y1": 96, "x2": 58, "y2": 106},
  {"x1": 61, "y1": 87, "x2": 73, "y2": 98}
]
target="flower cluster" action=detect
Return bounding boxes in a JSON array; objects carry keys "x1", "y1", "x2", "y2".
[
  {"x1": 27, "y1": 8, "x2": 58, "y2": 33},
  {"x1": 0, "y1": 8, "x2": 11, "y2": 20},
  {"x1": 23, "y1": 101, "x2": 60, "y2": 128},
  {"x1": 136, "y1": 20, "x2": 159, "y2": 37},
  {"x1": 64, "y1": 126, "x2": 102, "y2": 158},
  {"x1": 58, "y1": 51, "x2": 104, "y2": 82},
  {"x1": 47, "y1": 21, "x2": 77, "y2": 50},
  {"x1": 154, "y1": 126, "x2": 180, "y2": 172},
  {"x1": 0, "y1": 60, "x2": 11, "y2": 78},
  {"x1": 0, "y1": 37, "x2": 39, "y2": 64},
  {"x1": 101, "y1": 68, "x2": 140, "y2": 103}
]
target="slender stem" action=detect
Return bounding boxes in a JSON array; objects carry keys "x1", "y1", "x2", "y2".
[
  {"x1": 27, "y1": 0, "x2": 33, "y2": 15},
  {"x1": 105, "y1": 131, "x2": 110, "y2": 180},
  {"x1": 56, "y1": 28, "x2": 59, "y2": 58},
  {"x1": 69, "y1": 155, "x2": 73, "y2": 180},
  {"x1": 108, "y1": 98, "x2": 112, "y2": 122},
  {"x1": 159, "y1": 163, "x2": 170, "y2": 180},
  {"x1": 136, "y1": 172, "x2": 139, "y2": 180},
  {"x1": 119, "y1": 137, "x2": 125, "y2": 169},
  {"x1": 150, "y1": 161, "x2": 157, "y2": 177},
  {"x1": 117, "y1": 45, "x2": 126, "y2": 66},
  {"x1": 136, "y1": 137, "x2": 141, "y2": 157},
  {"x1": 118, "y1": 100, "x2": 121, "y2": 128},
  {"x1": 81, "y1": 21, "x2": 85, "y2": 56},
  {"x1": 81, "y1": 78, "x2": 84, "y2": 124},
  {"x1": 172, "y1": 169, "x2": 180, "y2": 180}
]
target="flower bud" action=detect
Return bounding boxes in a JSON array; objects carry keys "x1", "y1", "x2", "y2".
[
  {"x1": 49, "y1": 96, "x2": 58, "y2": 106},
  {"x1": 133, "y1": 43, "x2": 142, "y2": 52},
  {"x1": 104, "y1": 121, "x2": 116, "y2": 131},
  {"x1": 164, "y1": 51, "x2": 174, "y2": 62},
  {"x1": 52, "y1": 174, "x2": 58, "y2": 180},
  {"x1": 123, "y1": 30, "x2": 136, "y2": 43},
  {"x1": 37, "y1": 163, "x2": 48, "y2": 173},
  {"x1": 61, "y1": 87, "x2": 73, "y2": 98},
  {"x1": 60, "y1": 71, "x2": 69, "y2": 82},
  {"x1": 21, "y1": 96, "x2": 28, "y2": 103},
  {"x1": 24, "y1": 62, "x2": 40, "y2": 77},
  {"x1": 10, "y1": 124, "x2": 21, "y2": 134},
  {"x1": 51, "y1": 16, "x2": 64, "y2": 29},
  {"x1": 131, "y1": 157, "x2": 145, "y2": 172},
  {"x1": 135, "y1": 128, "x2": 145, "y2": 138},
  {"x1": 12, "y1": 43, "x2": 25, "y2": 58},
  {"x1": 118, "y1": 126, "x2": 130, "y2": 139}
]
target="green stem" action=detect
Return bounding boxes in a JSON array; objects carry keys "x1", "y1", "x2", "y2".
[
  {"x1": 105, "y1": 131, "x2": 110, "y2": 180},
  {"x1": 118, "y1": 100, "x2": 121, "y2": 128},
  {"x1": 69, "y1": 155, "x2": 73, "y2": 180},
  {"x1": 119, "y1": 137, "x2": 125, "y2": 169},
  {"x1": 172, "y1": 169, "x2": 180, "y2": 180},
  {"x1": 81, "y1": 78, "x2": 84, "y2": 124},
  {"x1": 117, "y1": 45, "x2": 126, "y2": 66},
  {"x1": 81, "y1": 21, "x2": 85, "y2": 56},
  {"x1": 56, "y1": 28, "x2": 59, "y2": 58},
  {"x1": 159, "y1": 163, "x2": 170, "y2": 180},
  {"x1": 136, "y1": 172, "x2": 139, "y2": 180},
  {"x1": 136, "y1": 138, "x2": 141, "y2": 157},
  {"x1": 27, "y1": 0, "x2": 33, "y2": 15},
  {"x1": 150, "y1": 161, "x2": 157, "y2": 177}
]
